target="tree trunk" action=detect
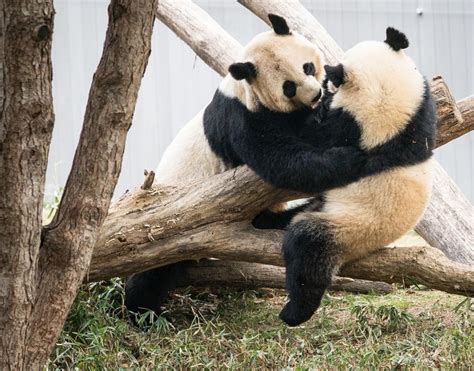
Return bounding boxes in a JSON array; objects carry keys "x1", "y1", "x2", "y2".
[
  {"x1": 0, "y1": 1, "x2": 55, "y2": 367},
  {"x1": 0, "y1": 0, "x2": 155, "y2": 368}
]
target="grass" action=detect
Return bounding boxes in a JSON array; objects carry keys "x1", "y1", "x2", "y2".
[{"x1": 47, "y1": 280, "x2": 473, "y2": 369}]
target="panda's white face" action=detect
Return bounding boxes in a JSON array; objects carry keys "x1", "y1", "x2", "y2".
[
  {"x1": 328, "y1": 35, "x2": 425, "y2": 150},
  {"x1": 243, "y1": 31, "x2": 324, "y2": 112},
  {"x1": 226, "y1": 26, "x2": 324, "y2": 113}
]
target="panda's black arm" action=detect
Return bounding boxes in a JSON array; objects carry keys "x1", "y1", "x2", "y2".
[{"x1": 233, "y1": 129, "x2": 367, "y2": 194}]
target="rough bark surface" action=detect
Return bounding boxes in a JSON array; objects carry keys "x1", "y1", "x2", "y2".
[
  {"x1": 456, "y1": 95, "x2": 474, "y2": 139},
  {"x1": 431, "y1": 76, "x2": 464, "y2": 146},
  {"x1": 0, "y1": 1, "x2": 55, "y2": 368},
  {"x1": 0, "y1": 0, "x2": 155, "y2": 369},
  {"x1": 184, "y1": 260, "x2": 394, "y2": 294}
]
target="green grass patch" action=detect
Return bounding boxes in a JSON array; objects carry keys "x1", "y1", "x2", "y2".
[{"x1": 47, "y1": 280, "x2": 473, "y2": 369}]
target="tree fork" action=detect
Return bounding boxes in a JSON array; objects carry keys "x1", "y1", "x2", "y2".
[{"x1": 1, "y1": 0, "x2": 156, "y2": 368}]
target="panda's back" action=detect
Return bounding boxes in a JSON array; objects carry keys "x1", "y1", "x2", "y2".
[{"x1": 155, "y1": 109, "x2": 228, "y2": 186}]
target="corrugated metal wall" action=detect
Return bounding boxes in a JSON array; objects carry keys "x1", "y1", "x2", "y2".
[{"x1": 46, "y1": 0, "x2": 473, "y2": 201}]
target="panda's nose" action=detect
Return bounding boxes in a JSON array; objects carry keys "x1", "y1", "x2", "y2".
[{"x1": 311, "y1": 90, "x2": 322, "y2": 103}]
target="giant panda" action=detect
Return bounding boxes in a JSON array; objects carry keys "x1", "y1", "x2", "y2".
[
  {"x1": 247, "y1": 28, "x2": 437, "y2": 326},
  {"x1": 125, "y1": 15, "x2": 360, "y2": 316}
]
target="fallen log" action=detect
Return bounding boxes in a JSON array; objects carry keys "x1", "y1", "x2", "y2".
[{"x1": 184, "y1": 260, "x2": 394, "y2": 294}]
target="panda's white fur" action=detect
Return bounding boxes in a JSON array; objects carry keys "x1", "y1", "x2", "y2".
[
  {"x1": 155, "y1": 109, "x2": 227, "y2": 186},
  {"x1": 331, "y1": 40, "x2": 425, "y2": 150}
]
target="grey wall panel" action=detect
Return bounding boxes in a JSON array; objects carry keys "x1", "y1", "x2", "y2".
[{"x1": 46, "y1": 0, "x2": 473, "y2": 202}]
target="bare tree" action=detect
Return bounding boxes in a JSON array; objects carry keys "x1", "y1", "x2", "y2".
[{"x1": 0, "y1": 0, "x2": 156, "y2": 368}]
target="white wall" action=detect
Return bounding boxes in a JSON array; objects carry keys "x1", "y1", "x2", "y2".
[{"x1": 46, "y1": 0, "x2": 474, "y2": 201}]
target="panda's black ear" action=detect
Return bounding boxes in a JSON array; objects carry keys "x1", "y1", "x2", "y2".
[
  {"x1": 228, "y1": 62, "x2": 257, "y2": 81},
  {"x1": 268, "y1": 14, "x2": 290, "y2": 35},
  {"x1": 324, "y1": 64, "x2": 345, "y2": 87},
  {"x1": 384, "y1": 27, "x2": 409, "y2": 51}
]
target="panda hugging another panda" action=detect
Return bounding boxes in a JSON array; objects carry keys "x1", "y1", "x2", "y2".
[{"x1": 126, "y1": 15, "x2": 436, "y2": 327}]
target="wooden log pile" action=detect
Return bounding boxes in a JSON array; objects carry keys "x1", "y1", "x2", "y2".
[{"x1": 88, "y1": 0, "x2": 474, "y2": 298}]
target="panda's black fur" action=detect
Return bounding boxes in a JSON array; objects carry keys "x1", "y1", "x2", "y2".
[
  {"x1": 204, "y1": 79, "x2": 435, "y2": 199},
  {"x1": 203, "y1": 90, "x2": 369, "y2": 194}
]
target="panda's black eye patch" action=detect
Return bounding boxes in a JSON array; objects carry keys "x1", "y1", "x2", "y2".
[
  {"x1": 283, "y1": 80, "x2": 297, "y2": 98},
  {"x1": 303, "y1": 62, "x2": 315, "y2": 76}
]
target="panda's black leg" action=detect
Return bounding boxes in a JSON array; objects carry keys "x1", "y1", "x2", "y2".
[
  {"x1": 125, "y1": 261, "x2": 189, "y2": 322},
  {"x1": 279, "y1": 219, "x2": 340, "y2": 326}
]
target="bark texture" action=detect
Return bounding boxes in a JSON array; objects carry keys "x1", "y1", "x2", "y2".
[
  {"x1": 184, "y1": 260, "x2": 394, "y2": 294},
  {"x1": 0, "y1": 1, "x2": 55, "y2": 368},
  {"x1": 431, "y1": 76, "x2": 464, "y2": 146},
  {"x1": 0, "y1": 0, "x2": 156, "y2": 369},
  {"x1": 416, "y1": 161, "x2": 474, "y2": 264}
]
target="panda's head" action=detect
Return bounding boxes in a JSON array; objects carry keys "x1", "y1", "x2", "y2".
[
  {"x1": 326, "y1": 27, "x2": 426, "y2": 149},
  {"x1": 227, "y1": 14, "x2": 324, "y2": 113}
]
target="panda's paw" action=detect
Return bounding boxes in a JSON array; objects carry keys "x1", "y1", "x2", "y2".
[{"x1": 279, "y1": 300, "x2": 315, "y2": 327}]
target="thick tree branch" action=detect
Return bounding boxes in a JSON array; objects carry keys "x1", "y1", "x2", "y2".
[
  {"x1": 155, "y1": 0, "x2": 241, "y2": 76},
  {"x1": 416, "y1": 161, "x2": 474, "y2": 264},
  {"x1": 24, "y1": 1, "x2": 156, "y2": 368}
]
